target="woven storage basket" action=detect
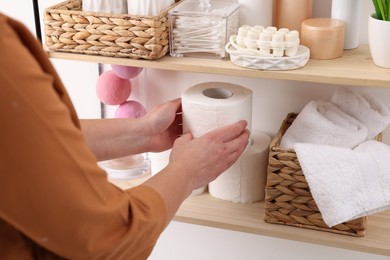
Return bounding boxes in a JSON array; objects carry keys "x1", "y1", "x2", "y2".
[
  {"x1": 44, "y1": 0, "x2": 181, "y2": 60},
  {"x1": 265, "y1": 113, "x2": 369, "y2": 237}
]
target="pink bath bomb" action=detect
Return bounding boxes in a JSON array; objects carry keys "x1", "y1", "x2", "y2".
[
  {"x1": 111, "y1": 65, "x2": 143, "y2": 79},
  {"x1": 115, "y1": 101, "x2": 147, "y2": 119},
  {"x1": 96, "y1": 70, "x2": 131, "y2": 105}
]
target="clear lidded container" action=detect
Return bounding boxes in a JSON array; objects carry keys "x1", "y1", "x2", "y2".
[{"x1": 168, "y1": 0, "x2": 239, "y2": 59}]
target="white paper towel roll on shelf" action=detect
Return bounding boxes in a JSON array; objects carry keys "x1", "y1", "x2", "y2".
[
  {"x1": 209, "y1": 131, "x2": 271, "y2": 203},
  {"x1": 182, "y1": 82, "x2": 253, "y2": 195}
]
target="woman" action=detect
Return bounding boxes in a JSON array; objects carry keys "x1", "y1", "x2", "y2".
[{"x1": 0, "y1": 13, "x2": 249, "y2": 259}]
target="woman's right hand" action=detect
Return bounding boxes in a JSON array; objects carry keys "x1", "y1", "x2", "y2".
[{"x1": 169, "y1": 120, "x2": 250, "y2": 191}]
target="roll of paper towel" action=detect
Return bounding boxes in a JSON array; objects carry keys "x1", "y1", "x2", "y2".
[
  {"x1": 182, "y1": 82, "x2": 253, "y2": 195},
  {"x1": 209, "y1": 131, "x2": 271, "y2": 203}
]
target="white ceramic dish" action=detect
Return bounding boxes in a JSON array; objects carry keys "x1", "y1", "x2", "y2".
[{"x1": 225, "y1": 36, "x2": 310, "y2": 71}]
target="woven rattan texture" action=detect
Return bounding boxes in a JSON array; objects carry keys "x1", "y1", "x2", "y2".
[
  {"x1": 264, "y1": 113, "x2": 367, "y2": 237},
  {"x1": 44, "y1": 0, "x2": 180, "y2": 60}
]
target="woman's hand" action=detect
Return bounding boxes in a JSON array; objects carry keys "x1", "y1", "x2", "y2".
[
  {"x1": 143, "y1": 120, "x2": 250, "y2": 223},
  {"x1": 142, "y1": 98, "x2": 182, "y2": 152},
  {"x1": 80, "y1": 99, "x2": 181, "y2": 161},
  {"x1": 169, "y1": 120, "x2": 250, "y2": 191}
]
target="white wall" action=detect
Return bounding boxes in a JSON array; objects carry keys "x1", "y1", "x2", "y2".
[
  {"x1": 0, "y1": 0, "x2": 101, "y2": 119},
  {"x1": 150, "y1": 221, "x2": 388, "y2": 260},
  {"x1": 2, "y1": 1, "x2": 389, "y2": 260}
]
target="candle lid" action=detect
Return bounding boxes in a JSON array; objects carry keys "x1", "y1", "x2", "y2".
[{"x1": 301, "y1": 18, "x2": 345, "y2": 35}]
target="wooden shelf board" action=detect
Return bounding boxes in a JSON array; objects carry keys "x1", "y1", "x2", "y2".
[
  {"x1": 46, "y1": 45, "x2": 390, "y2": 88},
  {"x1": 174, "y1": 192, "x2": 390, "y2": 257},
  {"x1": 110, "y1": 179, "x2": 390, "y2": 257}
]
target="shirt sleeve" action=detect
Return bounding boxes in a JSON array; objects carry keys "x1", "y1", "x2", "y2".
[{"x1": 0, "y1": 14, "x2": 167, "y2": 259}]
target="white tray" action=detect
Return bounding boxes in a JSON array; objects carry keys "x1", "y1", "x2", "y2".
[{"x1": 225, "y1": 37, "x2": 310, "y2": 71}]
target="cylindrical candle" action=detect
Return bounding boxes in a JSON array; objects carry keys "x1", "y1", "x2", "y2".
[
  {"x1": 301, "y1": 18, "x2": 345, "y2": 60},
  {"x1": 331, "y1": 0, "x2": 362, "y2": 49},
  {"x1": 238, "y1": 0, "x2": 274, "y2": 27},
  {"x1": 274, "y1": 0, "x2": 313, "y2": 32}
]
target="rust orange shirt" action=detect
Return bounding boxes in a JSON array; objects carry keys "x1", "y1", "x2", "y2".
[{"x1": 0, "y1": 13, "x2": 166, "y2": 259}]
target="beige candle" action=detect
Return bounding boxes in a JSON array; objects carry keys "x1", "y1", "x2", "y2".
[
  {"x1": 301, "y1": 18, "x2": 345, "y2": 60},
  {"x1": 274, "y1": 0, "x2": 312, "y2": 32}
]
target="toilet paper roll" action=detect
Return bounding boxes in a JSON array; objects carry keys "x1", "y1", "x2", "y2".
[
  {"x1": 182, "y1": 82, "x2": 253, "y2": 196},
  {"x1": 182, "y1": 82, "x2": 253, "y2": 137},
  {"x1": 209, "y1": 131, "x2": 271, "y2": 203}
]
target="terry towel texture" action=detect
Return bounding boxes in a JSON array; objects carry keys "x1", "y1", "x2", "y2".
[
  {"x1": 331, "y1": 87, "x2": 390, "y2": 139},
  {"x1": 294, "y1": 141, "x2": 390, "y2": 227},
  {"x1": 281, "y1": 87, "x2": 390, "y2": 227},
  {"x1": 280, "y1": 100, "x2": 368, "y2": 149}
]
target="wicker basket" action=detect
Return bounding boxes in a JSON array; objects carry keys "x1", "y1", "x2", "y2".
[
  {"x1": 44, "y1": 0, "x2": 181, "y2": 60},
  {"x1": 264, "y1": 113, "x2": 368, "y2": 237}
]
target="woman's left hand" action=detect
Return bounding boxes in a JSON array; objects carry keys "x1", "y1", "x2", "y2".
[{"x1": 142, "y1": 98, "x2": 182, "y2": 152}]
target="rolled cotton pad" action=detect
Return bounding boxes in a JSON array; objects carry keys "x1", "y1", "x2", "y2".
[
  {"x1": 111, "y1": 65, "x2": 143, "y2": 79},
  {"x1": 96, "y1": 70, "x2": 132, "y2": 105},
  {"x1": 115, "y1": 100, "x2": 147, "y2": 119}
]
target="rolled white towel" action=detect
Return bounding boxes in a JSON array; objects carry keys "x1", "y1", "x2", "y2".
[
  {"x1": 280, "y1": 100, "x2": 368, "y2": 149},
  {"x1": 294, "y1": 141, "x2": 390, "y2": 227},
  {"x1": 330, "y1": 87, "x2": 390, "y2": 139}
]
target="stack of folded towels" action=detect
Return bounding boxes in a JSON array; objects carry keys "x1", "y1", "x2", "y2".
[{"x1": 280, "y1": 87, "x2": 390, "y2": 227}]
